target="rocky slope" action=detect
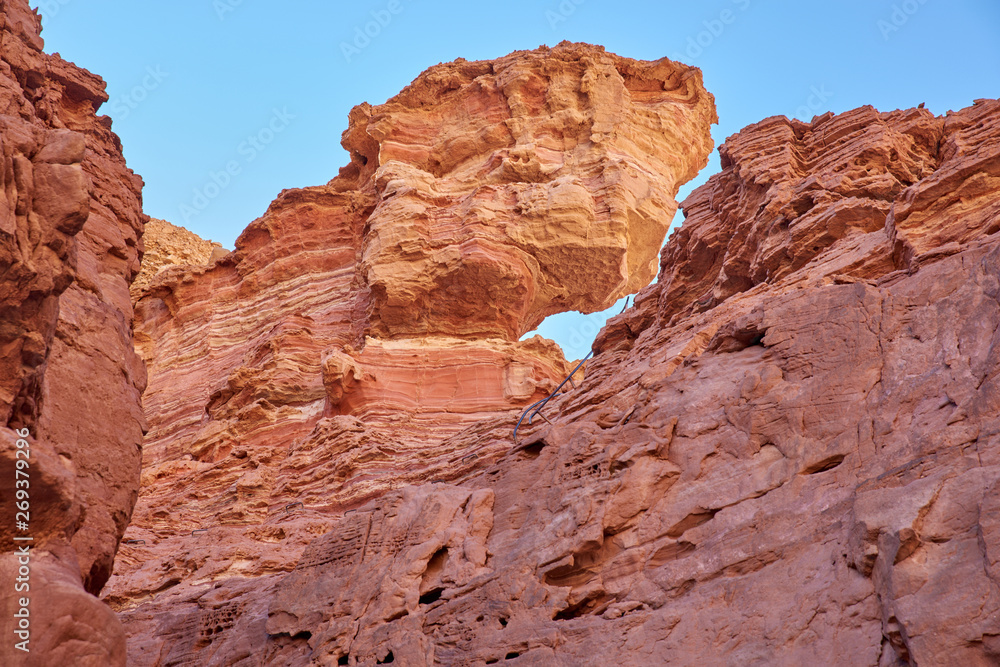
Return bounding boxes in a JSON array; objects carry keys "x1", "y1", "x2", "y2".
[
  {"x1": 0, "y1": 1, "x2": 147, "y2": 664},
  {"x1": 110, "y1": 44, "x2": 1000, "y2": 667}
]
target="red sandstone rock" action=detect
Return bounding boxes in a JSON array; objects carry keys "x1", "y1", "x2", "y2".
[
  {"x1": 353, "y1": 46, "x2": 715, "y2": 339},
  {"x1": 0, "y1": 1, "x2": 146, "y2": 664},
  {"x1": 109, "y1": 40, "x2": 1000, "y2": 667},
  {"x1": 104, "y1": 43, "x2": 717, "y2": 665}
]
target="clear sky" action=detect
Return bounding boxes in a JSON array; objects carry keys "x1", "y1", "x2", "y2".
[{"x1": 37, "y1": 0, "x2": 1000, "y2": 359}]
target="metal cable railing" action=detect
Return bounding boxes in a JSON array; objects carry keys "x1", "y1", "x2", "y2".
[
  {"x1": 513, "y1": 297, "x2": 631, "y2": 444},
  {"x1": 513, "y1": 350, "x2": 591, "y2": 444}
]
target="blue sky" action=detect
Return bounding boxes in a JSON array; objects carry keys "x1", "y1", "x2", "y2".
[{"x1": 38, "y1": 0, "x2": 1000, "y2": 359}]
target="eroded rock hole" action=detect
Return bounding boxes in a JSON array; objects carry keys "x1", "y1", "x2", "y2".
[
  {"x1": 419, "y1": 588, "x2": 444, "y2": 605},
  {"x1": 553, "y1": 592, "x2": 611, "y2": 620},
  {"x1": 418, "y1": 546, "x2": 449, "y2": 605},
  {"x1": 648, "y1": 541, "x2": 696, "y2": 568},
  {"x1": 666, "y1": 508, "x2": 720, "y2": 538},
  {"x1": 520, "y1": 438, "x2": 547, "y2": 458},
  {"x1": 713, "y1": 326, "x2": 768, "y2": 353},
  {"x1": 802, "y1": 454, "x2": 845, "y2": 475}
]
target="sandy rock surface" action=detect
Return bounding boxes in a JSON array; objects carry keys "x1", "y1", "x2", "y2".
[
  {"x1": 103, "y1": 43, "x2": 724, "y2": 665},
  {"x1": 129, "y1": 218, "x2": 226, "y2": 302}
]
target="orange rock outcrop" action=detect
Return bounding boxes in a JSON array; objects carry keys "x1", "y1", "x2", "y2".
[
  {"x1": 108, "y1": 39, "x2": 1000, "y2": 667},
  {"x1": 104, "y1": 43, "x2": 719, "y2": 664},
  {"x1": 0, "y1": 1, "x2": 147, "y2": 663}
]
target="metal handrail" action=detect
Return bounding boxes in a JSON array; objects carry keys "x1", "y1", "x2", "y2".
[
  {"x1": 513, "y1": 350, "x2": 592, "y2": 444},
  {"x1": 512, "y1": 296, "x2": 631, "y2": 445}
]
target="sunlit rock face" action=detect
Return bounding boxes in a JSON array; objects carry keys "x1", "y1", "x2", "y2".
[
  {"x1": 104, "y1": 42, "x2": 719, "y2": 665},
  {"x1": 0, "y1": 1, "x2": 147, "y2": 664},
  {"x1": 353, "y1": 42, "x2": 717, "y2": 340},
  {"x1": 109, "y1": 26, "x2": 1000, "y2": 662},
  {"x1": 129, "y1": 217, "x2": 226, "y2": 302}
]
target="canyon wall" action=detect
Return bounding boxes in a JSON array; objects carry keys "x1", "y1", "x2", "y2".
[
  {"x1": 129, "y1": 217, "x2": 226, "y2": 301},
  {"x1": 103, "y1": 43, "x2": 720, "y2": 665},
  {"x1": 105, "y1": 39, "x2": 1000, "y2": 667},
  {"x1": 0, "y1": 1, "x2": 147, "y2": 664}
]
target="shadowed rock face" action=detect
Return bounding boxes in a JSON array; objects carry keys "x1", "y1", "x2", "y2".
[{"x1": 0, "y1": 1, "x2": 147, "y2": 664}]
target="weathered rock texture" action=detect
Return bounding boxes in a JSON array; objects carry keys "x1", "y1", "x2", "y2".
[
  {"x1": 0, "y1": 1, "x2": 147, "y2": 664},
  {"x1": 129, "y1": 218, "x2": 226, "y2": 302},
  {"x1": 103, "y1": 43, "x2": 719, "y2": 664},
  {"x1": 111, "y1": 43, "x2": 999, "y2": 667}
]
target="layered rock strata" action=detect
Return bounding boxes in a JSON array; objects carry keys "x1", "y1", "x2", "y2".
[
  {"x1": 113, "y1": 42, "x2": 999, "y2": 666},
  {"x1": 0, "y1": 1, "x2": 147, "y2": 664},
  {"x1": 104, "y1": 43, "x2": 718, "y2": 664},
  {"x1": 267, "y1": 100, "x2": 1000, "y2": 666}
]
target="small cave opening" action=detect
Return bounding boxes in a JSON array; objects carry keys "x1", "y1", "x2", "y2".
[
  {"x1": 505, "y1": 651, "x2": 522, "y2": 660},
  {"x1": 552, "y1": 592, "x2": 610, "y2": 620},
  {"x1": 519, "y1": 437, "x2": 547, "y2": 458},
  {"x1": 376, "y1": 650, "x2": 395, "y2": 664},
  {"x1": 711, "y1": 325, "x2": 768, "y2": 353},
  {"x1": 802, "y1": 454, "x2": 846, "y2": 475},
  {"x1": 338, "y1": 655, "x2": 349, "y2": 666},
  {"x1": 418, "y1": 546, "x2": 449, "y2": 605},
  {"x1": 419, "y1": 588, "x2": 444, "y2": 605}
]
